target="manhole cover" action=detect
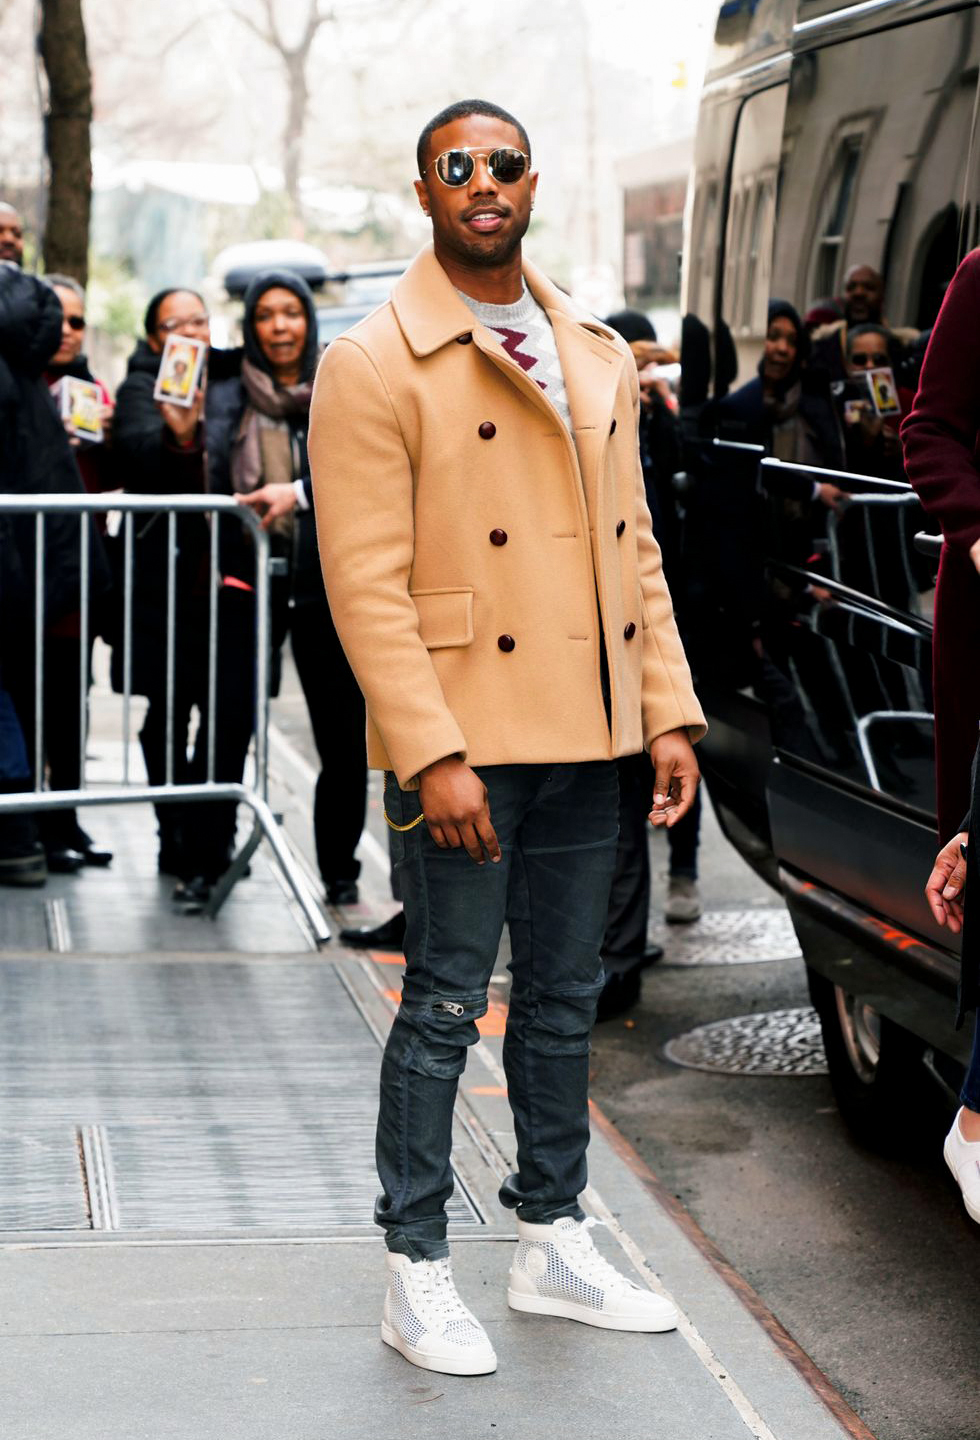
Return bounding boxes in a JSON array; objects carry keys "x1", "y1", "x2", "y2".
[
  {"x1": 651, "y1": 908, "x2": 801, "y2": 966},
  {"x1": 663, "y1": 1007, "x2": 828, "y2": 1076}
]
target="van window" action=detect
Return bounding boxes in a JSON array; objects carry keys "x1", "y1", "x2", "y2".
[
  {"x1": 721, "y1": 84, "x2": 788, "y2": 383},
  {"x1": 772, "y1": 11, "x2": 980, "y2": 338}
]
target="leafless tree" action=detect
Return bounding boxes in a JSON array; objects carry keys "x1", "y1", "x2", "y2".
[
  {"x1": 229, "y1": 0, "x2": 333, "y2": 226},
  {"x1": 38, "y1": 0, "x2": 93, "y2": 283}
]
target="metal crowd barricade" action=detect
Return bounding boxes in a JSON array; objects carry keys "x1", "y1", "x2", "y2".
[{"x1": 0, "y1": 492, "x2": 329, "y2": 945}]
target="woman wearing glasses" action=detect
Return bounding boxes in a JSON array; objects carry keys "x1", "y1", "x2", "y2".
[
  {"x1": 35, "y1": 275, "x2": 115, "y2": 873},
  {"x1": 113, "y1": 289, "x2": 242, "y2": 896},
  {"x1": 841, "y1": 323, "x2": 913, "y2": 481}
]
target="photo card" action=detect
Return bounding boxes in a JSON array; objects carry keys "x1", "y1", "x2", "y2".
[
  {"x1": 153, "y1": 333, "x2": 206, "y2": 407},
  {"x1": 868, "y1": 366, "x2": 901, "y2": 418},
  {"x1": 58, "y1": 376, "x2": 104, "y2": 443}
]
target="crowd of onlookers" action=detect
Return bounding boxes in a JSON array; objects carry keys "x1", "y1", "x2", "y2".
[
  {"x1": 0, "y1": 199, "x2": 366, "y2": 915},
  {"x1": 0, "y1": 194, "x2": 946, "y2": 1019}
]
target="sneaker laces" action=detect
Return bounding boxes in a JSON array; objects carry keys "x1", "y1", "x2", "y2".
[
  {"x1": 554, "y1": 1217, "x2": 641, "y2": 1295},
  {"x1": 415, "y1": 1257, "x2": 475, "y2": 1326}
]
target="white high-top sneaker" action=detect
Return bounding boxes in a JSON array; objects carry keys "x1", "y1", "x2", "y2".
[
  {"x1": 381, "y1": 1252, "x2": 497, "y2": 1375},
  {"x1": 508, "y1": 1216, "x2": 678, "y2": 1332},
  {"x1": 943, "y1": 1108, "x2": 980, "y2": 1224}
]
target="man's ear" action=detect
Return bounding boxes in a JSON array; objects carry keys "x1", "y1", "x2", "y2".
[
  {"x1": 529, "y1": 170, "x2": 539, "y2": 210},
  {"x1": 413, "y1": 178, "x2": 430, "y2": 217}
]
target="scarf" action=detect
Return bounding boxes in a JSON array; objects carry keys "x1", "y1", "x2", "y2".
[{"x1": 230, "y1": 356, "x2": 315, "y2": 496}]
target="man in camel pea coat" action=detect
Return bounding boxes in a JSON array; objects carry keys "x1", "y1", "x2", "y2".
[{"x1": 308, "y1": 97, "x2": 704, "y2": 1378}]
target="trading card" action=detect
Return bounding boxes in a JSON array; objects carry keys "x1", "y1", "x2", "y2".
[
  {"x1": 868, "y1": 366, "x2": 901, "y2": 417},
  {"x1": 153, "y1": 334, "x2": 206, "y2": 407},
  {"x1": 57, "y1": 376, "x2": 104, "y2": 442}
]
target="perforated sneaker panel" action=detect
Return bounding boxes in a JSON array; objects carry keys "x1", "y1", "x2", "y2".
[
  {"x1": 389, "y1": 1270, "x2": 427, "y2": 1345},
  {"x1": 515, "y1": 1241, "x2": 605, "y2": 1309}
]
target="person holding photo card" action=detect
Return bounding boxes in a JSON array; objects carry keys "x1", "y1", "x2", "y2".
[
  {"x1": 38, "y1": 274, "x2": 116, "y2": 872},
  {"x1": 113, "y1": 289, "x2": 242, "y2": 894},
  {"x1": 840, "y1": 324, "x2": 914, "y2": 481}
]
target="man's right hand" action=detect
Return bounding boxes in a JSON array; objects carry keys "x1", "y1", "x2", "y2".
[
  {"x1": 925, "y1": 831, "x2": 968, "y2": 933},
  {"x1": 158, "y1": 388, "x2": 203, "y2": 448},
  {"x1": 970, "y1": 536, "x2": 980, "y2": 575},
  {"x1": 418, "y1": 756, "x2": 502, "y2": 865}
]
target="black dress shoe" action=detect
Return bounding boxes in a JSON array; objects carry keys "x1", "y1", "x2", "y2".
[
  {"x1": 45, "y1": 846, "x2": 86, "y2": 875},
  {"x1": 72, "y1": 829, "x2": 113, "y2": 867},
  {"x1": 327, "y1": 880, "x2": 359, "y2": 907},
  {"x1": 595, "y1": 965, "x2": 642, "y2": 1023},
  {"x1": 339, "y1": 910, "x2": 407, "y2": 951},
  {"x1": 172, "y1": 876, "x2": 211, "y2": 913}
]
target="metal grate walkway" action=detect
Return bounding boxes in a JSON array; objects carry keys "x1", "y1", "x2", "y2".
[{"x1": 0, "y1": 958, "x2": 481, "y2": 1233}]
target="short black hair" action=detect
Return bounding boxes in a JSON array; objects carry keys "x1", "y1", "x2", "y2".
[
  {"x1": 144, "y1": 286, "x2": 205, "y2": 336},
  {"x1": 417, "y1": 99, "x2": 531, "y2": 176}
]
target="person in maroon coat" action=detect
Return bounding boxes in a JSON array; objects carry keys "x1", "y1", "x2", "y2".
[{"x1": 901, "y1": 249, "x2": 980, "y2": 840}]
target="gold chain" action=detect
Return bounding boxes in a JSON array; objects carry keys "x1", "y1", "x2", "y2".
[{"x1": 383, "y1": 808, "x2": 427, "y2": 833}]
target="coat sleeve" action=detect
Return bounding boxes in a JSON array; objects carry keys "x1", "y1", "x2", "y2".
[
  {"x1": 308, "y1": 336, "x2": 468, "y2": 787},
  {"x1": 627, "y1": 363, "x2": 707, "y2": 746},
  {"x1": 901, "y1": 250, "x2": 980, "y2": 554}
]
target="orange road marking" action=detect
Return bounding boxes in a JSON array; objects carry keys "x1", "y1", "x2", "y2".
[
  {"x1": 469, "y1": 1085, "x2": 507, "y2": 1096},
  {"x1": 369, "y1": 951, "x2": 406, "y2": 965}
]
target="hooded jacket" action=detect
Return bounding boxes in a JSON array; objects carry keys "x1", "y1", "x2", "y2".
[{"x1": 206, "y1": 269, "x2": 323, "y2": 605}]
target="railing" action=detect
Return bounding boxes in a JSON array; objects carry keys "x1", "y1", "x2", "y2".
[{"x1": 0, "y1": 492, "x2": 329, "y2": 945}]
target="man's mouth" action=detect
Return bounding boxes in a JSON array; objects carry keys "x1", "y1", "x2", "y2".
[{"x1": 464, "y1": 209, "x2": 507, "y2": 234}]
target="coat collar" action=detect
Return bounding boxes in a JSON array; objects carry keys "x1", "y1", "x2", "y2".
[
  {"x1": 390, "y1": 246, "x2": 628, "y2": 518},
  {"x1": 390, "y1": 244, "x2": 622, "y2": 359}
]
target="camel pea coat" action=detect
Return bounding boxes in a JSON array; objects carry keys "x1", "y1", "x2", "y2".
[{"x1": 308, "y1": 246, "x2": 705, "y2": 789}]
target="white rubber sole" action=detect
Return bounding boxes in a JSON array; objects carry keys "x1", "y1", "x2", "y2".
[
  {"x1": 507, "y1": 1287, "x2": 678, "y2": 1333},
  {"x1": 381, "y1": 1320, "x2": 497, "y2": 1376},
  {"x1": 943, "y1": 1137, "x2": 980, "y2": 1224}
]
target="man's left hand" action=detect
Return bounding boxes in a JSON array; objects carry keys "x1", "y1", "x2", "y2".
[{"x1": 648, "y1": 728, "x2": 700, "y2": 828}]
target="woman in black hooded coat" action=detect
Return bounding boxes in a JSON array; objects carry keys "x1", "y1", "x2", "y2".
[{"x1": 203, "y1": 269, "x2": 367, "y2": 908}]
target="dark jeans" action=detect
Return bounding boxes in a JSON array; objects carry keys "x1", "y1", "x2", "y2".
[
  {"x1": 377, "y1": 761, "x2": 619, "y2": 1260},
  {"x1": 602, "y1": 753, "x2": 701, "y2": 973},
  {"x1": 961, "y1": 1017, "x2": 980, "y2": 1111}
]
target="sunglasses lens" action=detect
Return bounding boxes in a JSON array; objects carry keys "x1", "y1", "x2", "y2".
[
  {"x1": 67, "y1": 316, "x2": 85, "y2": 330},
  {"x1": 490, "y1": 149, "x2": 527, "y2": 183},
  {"x1": 436, "y1": 150, "x2": 474, "y2": 186}
]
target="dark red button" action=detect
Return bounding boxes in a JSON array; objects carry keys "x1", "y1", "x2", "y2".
[
  {"x1": 457, "y1": 333, "x2": 473, "y2": 344},
  {"x1": 624, "y1": 622, "x2": 636, "y2": 640},
  {"x1": 479, "y1": 421, "x2": 496, "y2": 439},
  {"x1": 610, "y1": 418, "x2": 617, "y2": 435},
  {"x1": 497, "y1": 634, "x2": 516, "y2": 652},
  {"x1": 489, "y1": 529, "x2": 508, "y2": 546},
  {"x1": 616, "y1": 519, "x2": 626, "y2": 538}
]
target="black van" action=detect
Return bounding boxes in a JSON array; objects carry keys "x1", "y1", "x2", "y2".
[{"x1": 682, "y1": 0, "x2": 980, "y2": 1140}]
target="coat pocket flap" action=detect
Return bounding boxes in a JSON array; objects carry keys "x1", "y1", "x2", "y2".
[{"x1": 410, "y1": 587, "x2": 474, "y2": 649}]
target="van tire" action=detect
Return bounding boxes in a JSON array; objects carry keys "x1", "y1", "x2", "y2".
[{"x1": 807, "y1": 968, "x2": 938, "y2": 1152}]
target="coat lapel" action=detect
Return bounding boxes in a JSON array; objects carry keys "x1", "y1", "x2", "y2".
[{"x1": 391, "y1": 246, "x2": 628, "y2": 514}]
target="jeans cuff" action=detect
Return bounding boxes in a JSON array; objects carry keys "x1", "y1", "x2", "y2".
[{"x1": 385, "y1": 1233, "x2": 451, "y2": 1262}]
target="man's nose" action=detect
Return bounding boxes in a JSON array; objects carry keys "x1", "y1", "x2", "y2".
[{"x1": 467, "y1": 157, "x2": 498, "y2": 195}]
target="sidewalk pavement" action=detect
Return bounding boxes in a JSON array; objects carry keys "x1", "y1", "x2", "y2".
[{"x1": 0, "y1": 714, "x2": 870, "y2": 1440}]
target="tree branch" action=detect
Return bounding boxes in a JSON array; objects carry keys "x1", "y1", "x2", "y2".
[{"x1": 228, "y1": 4, "x2": 276, "y2": 49}]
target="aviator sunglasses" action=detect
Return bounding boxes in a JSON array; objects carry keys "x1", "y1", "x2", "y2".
[{"x1": 423, "y1": 146, "x2": 530, "y2": 187}]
